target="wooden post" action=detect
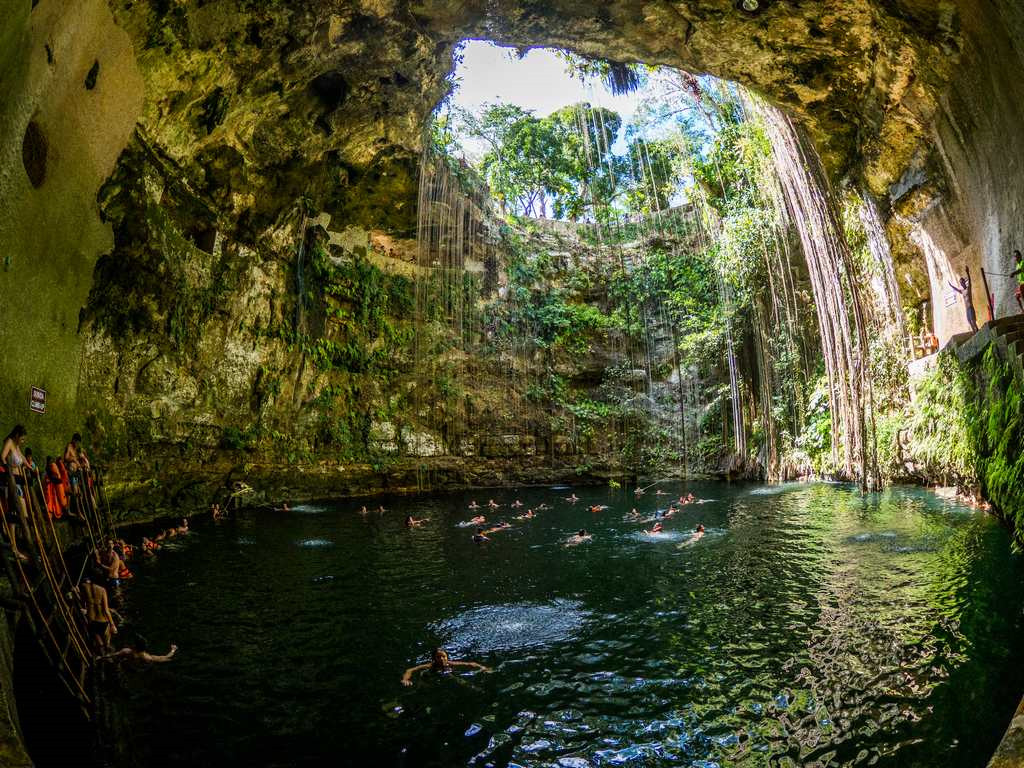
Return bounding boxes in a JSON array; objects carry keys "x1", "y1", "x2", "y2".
[{"x1": 981, "y1": 267, "x2": 995, "y2": 322}]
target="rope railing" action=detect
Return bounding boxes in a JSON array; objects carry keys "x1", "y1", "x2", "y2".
[{"x1": 0, "y1": 457, "x2": 116, "y2": 719}]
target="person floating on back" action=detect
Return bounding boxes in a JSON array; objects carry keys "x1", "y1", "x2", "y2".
[
  {"x1": 400, "y1": 647, "x2": 490, "y2": 686},
  {"x1": 101, "y1": 635, "x2": 178, "y2": 664}
]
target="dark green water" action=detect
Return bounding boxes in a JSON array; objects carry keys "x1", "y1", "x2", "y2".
[{"x1": 106, "y1": 482, "x2": 1024, "y2": 767}]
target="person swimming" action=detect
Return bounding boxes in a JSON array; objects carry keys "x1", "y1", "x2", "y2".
[
  {"x1": 468, "y1": 500, "x2": 481, "y2": 510},
  {"x1": 405, "y1": 515, "x2": 428, "y2": 528},
  {"x1": 634, "y1": 487, "x2": 645, "y2": 496},
  {"x1": 101, "y1": 635, "x2": 178, "y2": 664},
  {"x1": 626, "y1": 508, "x2": 640, "y2": 521},
  {"x1": 514, "y1": 509, "x2": 535, "y2": 520},
  {"x1": 487, "y1": 499, "x2": 500, "y2": 509},
  {"x1": 646, "y1": 522, "x2": 664, "y2": 535},
  {"x1": 655, "y1": 489, "x2": 667, "y2": 496},
  {"x1": 679, "y1": 524, "x2": 706, "y2": 547},
  {"x1": 511, "y1": 500, "x2": 523, "y2": 508},
  {"x1": 565, "y1": 529, "x2": 592, "y2": 546},
  {"x1": 359, "y1": 506, "x2": 369, "y2": 516},
  {"x1": 472, "y1": 528, "x2": 489, "y2": 544},
  {"x1": 663, "y1": 508, "x2": 675, "y2": 519},
  {"x1": 469, "y1": 514, "x2": 486, "y2": 525},
  {"x1": 565, "y1": 494, "x2": 579, "y2": 503},
  {"x1": 400, "y1": 647, "x2": 490, "y2": 686},
  {"x1": 176, "y1": 518, "x2": 189, "y2": 535}
]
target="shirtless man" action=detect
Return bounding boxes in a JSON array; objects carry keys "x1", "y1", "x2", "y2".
[
  {"x1": 63, "y1": 433, "x2": 90, "y2": 473},
  {"x1": 176, "y1": 518, "x2": 189, "y2": 535},
  {"x1": 101, "y1": 635, "x2": 177, "y2": 664},
  {"x1": 79, "y1": 574, "x2": 117, "y2": 653},
  {"x1": 97, "y1": 540, "x2": 124, "y2": 587},
  {"x1": 401, "y1": 647, "x2": 490, "y2": 686},
  {"x1": 487, "y1": 499, "x2": 500, "y2": 509},
  {"x1": 565, "y1": 494, "x2": 579, "y2": 503},
  {"x1": 405, "y1": 515, "x2": 429, "y2": 527}
]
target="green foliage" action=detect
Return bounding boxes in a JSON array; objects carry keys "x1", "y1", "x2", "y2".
[{"x1": 905, "y1": 354, "x2": 975, "y2": 483}]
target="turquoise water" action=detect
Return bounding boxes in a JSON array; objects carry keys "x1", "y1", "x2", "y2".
[{"x1": 107, "y1": 482, "x2": 1024, "y2": 767}]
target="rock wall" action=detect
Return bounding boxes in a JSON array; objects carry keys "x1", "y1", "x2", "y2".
[
  {"x1": 2, "y1": 0, "x2": 1024, "y2": 510},
  {"x1": 0, "y1": 0, "x2": 143, "y2": 449}
]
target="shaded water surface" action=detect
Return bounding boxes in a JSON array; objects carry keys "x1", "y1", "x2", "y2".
[{"x1": 107, "y1": 482, "x2": 1024, "y2": 767}]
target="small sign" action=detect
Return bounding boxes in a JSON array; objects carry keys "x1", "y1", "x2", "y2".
[
  {"x1": 943, "y1": 290, "x2": 958, "y2": 308},
  {"x1": 30, "y1": 387, "x2": 46, "y2": 414}
]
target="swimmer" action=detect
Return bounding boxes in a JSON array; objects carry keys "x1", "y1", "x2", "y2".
[
  {"x1": 273, "y1": 502, "x2": 291, "y2": 512},
  {"x1": 655, "y1": 489, "x2": 667, "y2": 496},
  {"x1": 472, "y1": 528, "x2": 489, "y2": 544},
  {"x1": 684, "y1": 524, "x2": 706, "y2": 545},
  {"x1": 400, "y1": 647, "x2": 490, "y2": 686},
  {"x1": 359, "y1": 506, "x2": 369, "y2": 516},
  {"x1": 101, "y1": 635, "x2": 178, "y2": 664},
  {"x1": 663, "y1": 508, "x2": 675, "y2": 519},
  {"x1": 514, "y1": 509, "x2": 536, "y2": 520},
  {"x1": 482, "y1": 522, "x2": 511, "y2": 535},
  {"x1": 565, "y1": 529, "x2": 592, "y2": 547},
  {"x1": 645, "y1": 522, "x2": 664, "y2": 535},
  {"x1": 142, "y1": 537, "x2": 159, "y2": 553},
  {"x1": 405, "y1": 515, "x2": 429, "y2": 528},
  {"x1": 537, "y1": 503, "x2": 551, "y2": 510},
  {"x1": 511, "y1": 500, "x2": 523, "y2": 508},
  {"x1": 211, "y1": 503, "x2": 222, "y2": 520},
  {"x1": 634, "y1": 487, "x2": 645, "y2": 496},
  {"x1": 626, "y1": 508, "x2": 640, "y2": 521},
  {"x1": 377, "y1": 506, "x2": 387, "y2": 514},
  {"x1": 565, "y1": 494, "x2": 579, "y2": 503},
  {"x1": 470, "y1": 514, "x2": 486, "y2": 525},
  {"x1": 487, "y1": 499, "x2": 500, "y2": 509},
  {"x1": 176, "y1": 518, "x2": 189, "y2": 535},
  {"x1": 468, "y1": 500, "x2": 481, "y2": 510}
]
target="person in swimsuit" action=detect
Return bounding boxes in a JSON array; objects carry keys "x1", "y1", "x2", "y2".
[
  {"x1": 511, "y1": 500, "x2": 523, "y2": 508},
  {"x1": 405, "y1": 515, "x2": 428, "y2": 527},
  {"x1": 468, "y1": 500, "x2": 481, "y2": 510},
  {"x1": 98, "y1": 539, "x2": 125, "y2": 587},
  {"x1": 101, "y1": 635, "x2": 177, "y2": 664},
  {"x1": 472, "y1": 528, "x2": 489, "y2": 544},
  {"x1": 949, "y1": 269, "x2": 979, "y2": 332},
  {"x1": 689, "y1": 524, "x2": 706, "y2": 543},
  {"x1": 176, "y1": 518, "x2": 189, "y2": 535},
  {"x1": 565, "y1": 529, "x2": 592, "y2": 546},
  {"x1": 646, "y1": 522, "x2": 664, "y2": 534},
  {"x1": 79, "y1": 574, "x2": 117, "y2": 653},
  {"x1": 469, "y1": 514, "x2": 486, "y2": 525},
  {"x1": 565, "y1": 494, "x2": 579, "y2": 503},
  {"x1": 400, "y1": 647, "x2": 490, "y2": 686},
  {"x1": 359, "y1": 506, "x2": 369, "y2": 516},
  {"x1": 1, "y1": 425, "x2": 30, "y2": 561},
  {"x1": 487, "y1": 499, "x2": 500, "y2": 509},
  {"x1": 63, "y1": 433, "x2": 91, "y2": 498}
]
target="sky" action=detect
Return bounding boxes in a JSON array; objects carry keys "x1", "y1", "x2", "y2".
[
  {"x1": 445, "y1": 41, "x2": 646, "y2": 159},
  {"x1": 450, "y1": 41, "x2": 643, "y2": 121}
]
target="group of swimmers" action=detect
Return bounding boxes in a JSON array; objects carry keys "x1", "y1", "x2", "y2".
[
  {"x1": 79, "y1": 519, "x2": 189, "y2": 662},
  {"x1": 460, "y1": 490, "x2": 706, "y2": 547}
]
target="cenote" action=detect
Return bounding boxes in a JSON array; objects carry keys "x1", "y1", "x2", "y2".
[
  {"x1": 9, "y1": 2, "x2": 1024, "y2": 766},
  {"x1": 101, "y1": 482, "x2": 1024, "y2": 768}
]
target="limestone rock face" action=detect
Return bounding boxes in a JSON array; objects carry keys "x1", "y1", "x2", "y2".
[{"x1": 4, "y1": 0, "x2": 1024, "y2": 513}]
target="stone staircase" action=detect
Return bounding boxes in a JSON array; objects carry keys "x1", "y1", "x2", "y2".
[{"x1": 948, "y1": 314, "x2": 1024, "y2": 376}]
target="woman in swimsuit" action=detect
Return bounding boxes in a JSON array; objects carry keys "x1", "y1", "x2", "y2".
[{"x1": 1, "y1": 425, "x2": 30, "y2": 561}]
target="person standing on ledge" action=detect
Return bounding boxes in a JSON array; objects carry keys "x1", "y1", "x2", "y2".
[
  {"x1": 400, "y1": 647, "x2": 490, "y2": 686},
  {"x1": 1012, "y1": 250, "x2": 1024, "y2": 312},
  {"x1": 948, "y1": 268, "x2": 979, "y2": 332}
]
